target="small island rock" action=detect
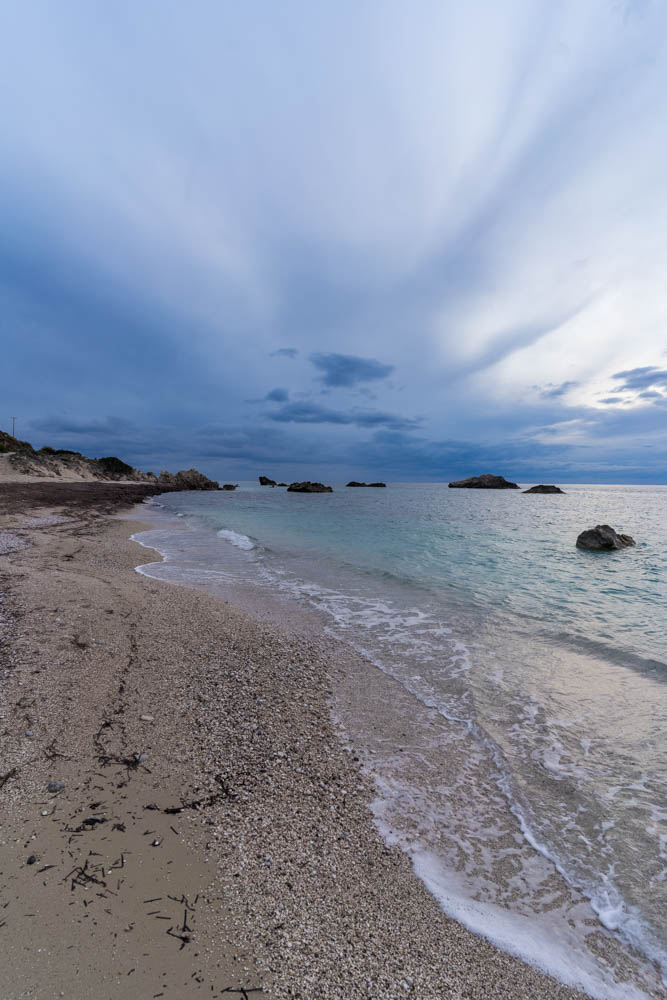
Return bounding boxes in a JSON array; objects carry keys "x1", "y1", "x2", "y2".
[
  {"x1": 222, "y1": 484, "x2": 238, "y2": 491},
  {"x1": 259, "y1": 476, "x2": 277, "y2": 486},
  {"x1": 576, "y1": 525, "x2": 636, "y2": 550},
  {"x1": 287, "y1": 481, "x2": 333, "y2": 493},
  {"x1": 346, "y1": 481, "x2": 387, "y2": 487},
  {"x1": 448, "y1": 474, "x2": 519, "y2": 489},
  {"x1": 523, "y1": 484, "x2": 565, "y2": 494}
]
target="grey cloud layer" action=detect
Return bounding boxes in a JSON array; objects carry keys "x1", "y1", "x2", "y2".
[
  {"x1": 268, "y1": 402, "x2": 420, "y2": 431},
  {"x1": 2, "y1": 2, "x2": 667, "y2": 480}
]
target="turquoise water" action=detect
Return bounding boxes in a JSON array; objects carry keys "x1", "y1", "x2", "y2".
[{"x1": 132, "y1": 483, "x2": 667, "y2": 999}]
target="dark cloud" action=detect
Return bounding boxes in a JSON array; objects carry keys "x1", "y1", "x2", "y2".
[
  {"x1": 611, "y1": 366, "x2": 667, "y2": 391},
  {"x1": 265, "y1": 387, "x2": 289, "y2": 402},
  {"x1": 29, "y1": 415, "x2": 137, "y2": 436},
  {"x1": 309, "y1": 353, "x2": 394, "y2": 388},
  {"x1": 539, "y1": 380, "x2": 579, "y2": 399},
  {"x1": 270, "y1": 348, "x2": 298, "y2": 358},
  {"x1": 638, "y1": 390, "x2": 663, "y2": 399},
  {"x1": 268, "y1": 401, "x2": 419, "y2": 430}
]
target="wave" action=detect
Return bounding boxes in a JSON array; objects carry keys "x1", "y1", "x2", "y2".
[{"x1": 217, "y1": 528, "x2": 255, "y2": 550}]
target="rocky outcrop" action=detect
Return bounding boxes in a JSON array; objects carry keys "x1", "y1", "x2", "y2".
[
  {"x1": 156, "y1": 469, "x2": 220, "y2": 490},
  {"x1": 448, "y1": 474, "x2": 519, "y2": 489},
  {"x1": 523, "y1": 485, "x2": 565, "y2": 494},
  {"x1": 346, "y1": 481, "x2": 387, "y2": 487},
  {"x1": 1, "y1": 430, "x2": 220, "y2": 489},
  {"x1": 287, "y1": 481, "x2": 333, "y2": 493},
  {"x1": 259, "y1": 476, "x2": 277, "y2": 486},
  {"x1": 576, "y1": 525, "x2": 636, "y2": 550},
  {"x1": 222, "y1": 484, "x2": 238, "y2": 491},
  {"x1": 277, "y1": 483, "x2": 288, "y2": 487}
]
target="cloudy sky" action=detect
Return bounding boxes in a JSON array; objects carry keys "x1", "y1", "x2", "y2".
[{"x1": 2, "y1": 0, "x2": 667, "y2": 481}]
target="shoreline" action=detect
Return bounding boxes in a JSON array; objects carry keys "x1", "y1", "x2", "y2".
[{"x1": 1, "y1": 483, "x2": 595, "y2": 998}]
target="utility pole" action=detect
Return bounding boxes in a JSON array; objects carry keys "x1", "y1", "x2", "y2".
[{"x1": 11, "y1": 416, "x2": 16, "y2": 438}]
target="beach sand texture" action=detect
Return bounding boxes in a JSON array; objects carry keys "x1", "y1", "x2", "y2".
[{"x1": 0, "y1": 483, "x2": 589, "y2": 998}]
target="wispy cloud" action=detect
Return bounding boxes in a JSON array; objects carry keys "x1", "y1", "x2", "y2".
[
  {"x1": 270, "y1": 348, "x2": 299, "y2": 358},
  {"x1": 539, "y1": 380, "x2": 579, "y2": 399}
]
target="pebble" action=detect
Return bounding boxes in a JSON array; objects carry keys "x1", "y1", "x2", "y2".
[
  {"x1": 140, "y1": 714, "x2": 154, "y2": 722},
  {"x1": 24, "y1": 729, "x2": 33, "y2": 737},
  {"x1": 47, "y1": 780, "x2": 65, "y2": 793}
]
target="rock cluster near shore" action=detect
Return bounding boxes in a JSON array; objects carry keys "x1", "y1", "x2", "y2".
[{"x1": 155, "y1": 468, "x2": 220, "y2": 490}]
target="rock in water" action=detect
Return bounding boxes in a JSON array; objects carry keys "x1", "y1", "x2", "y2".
[
  {"x1": 259, "y1": 476, "x2": 277, "y2": 486},
  {"x1": 576, "y1": 525, "x2": 636, "y2": 550},
  {"x1": 346, "y1": 481, "x2": 387, "y2": 487},
  {"x1": 523, "y1": 484, "x2": 565, "y2": 494},
  {"x1": 222, "y1": 484, "x2": 237, "y2": 491},
  {"x1": 448, "y1": 473, "x2": 519, "y2": 489},
  {"x1": 287, "y1": 481, "x2": 333, "y2": 493}
]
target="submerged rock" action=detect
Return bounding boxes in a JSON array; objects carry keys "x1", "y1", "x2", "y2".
[
  {"x1": 287, "y1": 481, "x2": 333, "y2": 493},
  {"x1": 448, "y1": 473, "x2": 519, "y2": 489},
  {"x1": 523, "y1": 484, "x2": 565, "y2": 494},
  {"x1": 576, "y1": 525, "x2": 636, "y2": 550},
  {"x1": 259, "y1": 476, "x2": 277, "y2": 486}
]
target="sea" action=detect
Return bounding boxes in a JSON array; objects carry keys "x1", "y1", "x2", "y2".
[{"x1": 130, "y1": 482, "x2": 667, "y2": 999}]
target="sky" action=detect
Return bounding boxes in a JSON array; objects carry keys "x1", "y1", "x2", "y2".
[{"x1": 2, "y1": 0, "x2": 667, "y2": 483}]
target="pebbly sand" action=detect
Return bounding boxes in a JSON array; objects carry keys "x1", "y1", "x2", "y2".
[{"x1": 0, "y1": 482, "x2": 591, "y2": 999}]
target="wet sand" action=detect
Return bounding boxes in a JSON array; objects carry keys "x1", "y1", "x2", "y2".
[{"x1": 0, "y1": 482, "x2": 590, "y2": 998}]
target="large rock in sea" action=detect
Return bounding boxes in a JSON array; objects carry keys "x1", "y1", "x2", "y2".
[
  {"x1": 346, "y1": 481, "x2": 387, "y2": 487},
  {"x1": 523, "y1": 484, "x2": 565, "y2": 494},
  {"x1": 259, "y1": 475, "x2": 277, "y2": 486},
  {"x1": 287, "y1": 481, "x2": 333, "y2": 493},
  {"x1": 448, "y1": 474, "x2": 519, "y2": 489},
  {"x1": 576, "y1": 525, "x2": 636, "y2": 550}
]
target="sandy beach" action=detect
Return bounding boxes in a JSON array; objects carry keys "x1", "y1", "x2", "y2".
[{"x1": 0, "y1": 483, "x2": 592, "y2": 999}]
